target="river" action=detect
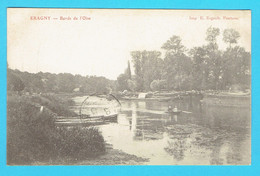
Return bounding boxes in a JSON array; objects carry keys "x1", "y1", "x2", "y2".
[{"x1": 71, "y1": 95, "x2": 251, "y2": 165}]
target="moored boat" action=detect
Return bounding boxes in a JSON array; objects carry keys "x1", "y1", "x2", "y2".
[{"x1": 201, "y1": 92, "x2": 250, "y2": 107}]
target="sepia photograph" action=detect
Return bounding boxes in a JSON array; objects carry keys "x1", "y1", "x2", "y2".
[{"x1": 7, "y1": 8, "x2": 251, "y2": 165}]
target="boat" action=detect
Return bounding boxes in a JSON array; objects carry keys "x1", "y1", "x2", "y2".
[
  {"x1": 165, "y1": 110, "x2": 182, "y2": 115},
  {"x1": 55, "y1": 113, "x2": 118, "y2": 126},
  {"x1": 101, "y1": 113, "x2": 118, "y2": 122},
  {"x1": 80, "y1": 113, "x2": 118, "y2": 121},
  {"x1": 121, "y1": 97, "x2": 172, "y2": 101},
  {"x1": 201, "y1": 92, "x2": 250, "y2": 107}
]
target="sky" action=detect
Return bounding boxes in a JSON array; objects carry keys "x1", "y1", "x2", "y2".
[{"x1": 7, "y1": 9, "x2": 251, "y2": 80}]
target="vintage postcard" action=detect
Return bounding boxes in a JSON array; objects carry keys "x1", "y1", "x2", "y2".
[{"x1": 7, "y1": 8, "x2": 251, "y2": 165}]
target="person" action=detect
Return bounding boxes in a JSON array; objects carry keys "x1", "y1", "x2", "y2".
[
  {"x1": 168, "y1": 105, "x2": 173, "y2": 112},
  {"x1": 173, "y1": 106, "x2": 178, "y2": 112}
]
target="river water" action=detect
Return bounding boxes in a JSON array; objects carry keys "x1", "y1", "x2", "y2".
[{"x1": 71, "y1": 95, "x2": 251, "y2": 165}]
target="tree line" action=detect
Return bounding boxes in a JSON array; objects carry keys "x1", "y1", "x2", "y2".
[
  {"x1": 117, "y1": 27, "x2": 251, "y2": 92},
  {"x1": 7, "y1": 69, "x2": 115, "y2": 94},
  {"x1": 7, "y1": 27, "x2": 250, "y2": 94}
]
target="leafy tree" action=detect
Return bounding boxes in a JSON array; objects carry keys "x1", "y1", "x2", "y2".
[
  {"x1": 86, "y1": 76, "x2": 111, "y2": 94},
  {"x1": 142, "y1": 51, "x2": 163, "y2": 91},
  {"x1": 161, "y1": 35, "x2": 185, "y2": 55},
  {"x1": 7, "y1": 70, "x2": 25, "y2": 92},
  {"x1": 56, "y1": 73, "x2": 76, "y2": 92},
  {"x1": 150, "y1": 79, "x2": 167, "y2": 91},
  {"x1": 127, "y1": 79, "x2": 137, "y2": 91},
  {"x1": 207, "y1": 50, "x2": 223, "y2": 89},
  {"x1": 223, "y1": 29, "x2": 240, "y2": 48},
  {"x1": 189, "y1": 46, "x2": 209, "y2": 90},
  {"x1": 7, "y1": 69, "x2": 115, "y2": 94},
  {"x1": 116, "y1": 73, "x2": 129, "y2": 91},
  {"x1": 205, "y1": 27, "x2": 222, "y2": 89},
  {"x1": 161, "y1": 35, "x2": 192, "y2": 90},
  {"x1": 131, "y1": 50, "x2": 163, "y2": 91},
  {"x1": 116, "y1": 61, "x2": 135, "y2": 91},
  {"x1": 206, "y1": 26, "x2": 220, "y2": 51},
  {"x1": 131, "y1": 51, "x2": 144, "y2": 91},
  {"x1": 125, "y1": 61, "x2": 132, "y2": 80},
  {"x1": 222, "y1": 46, "x2": 251, "y2": 88}
]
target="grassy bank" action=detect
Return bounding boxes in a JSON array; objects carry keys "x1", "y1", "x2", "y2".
[{"x1": 7, "y1": 93, "x2": 106, "y2": 165}]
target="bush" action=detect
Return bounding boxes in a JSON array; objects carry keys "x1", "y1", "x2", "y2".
[
  {"x1": 150, "y1": 80, "x2": 167, "y2": 91},
  {"x1": 29, "y1": 94, "x2": 77, "y2": 117},
  {"x1": 7, "y1": 99, "x2": 56, "y2": 164},
  {"x1": 7, "y1": 70, "x2": 25, "y2": 92},
  {"x1": 7, "y1": 96, "x2": 105, "y2": 165},
  {"x1": 54, "y1": 127, "x2": 105, "y2": 159}
]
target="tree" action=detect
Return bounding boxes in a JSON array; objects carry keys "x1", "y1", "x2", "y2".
[
  {"x1": 125, "y1": 61, "x2": 132, "y2": 80},
  {"x1": 142, "y1": 51, "x2": 163, "y2": 91},
  {"x1": 189, "y1": 46, "x2": 209, "y2": 90},
  {"x1": 205, "y1": 26, "x2": 220, "y2": 51},
  {"x1": 222, "y1": 29, "x2": 250, "y2": 89},
  {"x1": 161, "y1": 35, "x2": 185, "y2": 55},
  {"x1": 207, "y1": 50, "x2": 223, "y2": 90},
  {"x1": 127, "y1": 79, "x2": 137, "y2": 91},
  {"x1": 131, "y1": 51, "x2": 143, "y2": 91},
  {"x1": 56, "y1": 73, "x2": 76, "y2": 92},
  {"x1": 131, "y1": 50, "x2": 163, "y2": 91},
  {"x1": 205, "y1": 27, "x2": 223, "y2": 89},
  {"x1": 7, "y1": 70, "x2": 25, "y2": 92},
  {"x1": 161, "y1": 35, "x2": 192, "y2": 90},
  {"x1": 150, "y1": 79, "x2": 167, "y2": 91},
  {"x1": 116, "y1": 73, "x2": 129, "y2": 91},
  {"x1": 223, "y1": 29, "x2": 240, "y2": 48},
  {"x1": 222, "y1": 46, "x2": 250, "y2": 88},
  {"x1": 85, "y1": 76, "x2": 111, "y2": 94}
]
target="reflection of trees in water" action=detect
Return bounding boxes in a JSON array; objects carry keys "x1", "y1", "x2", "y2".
[
  {"x1": 209, "y1": 131, "x2": 250, "y2": 165},
  {"x1": 163, "y1": 126, "x2": 191, "y2": 161},
  {"x1": 191, "y1": 126, "x2": 250, "y2": 165},
  {"x1": 164, "y1": 134, "x2": 188, "y2": 161},
  {"x1": 226, "y1": 143, "x2": 243, "y2": 164},
  {"x1": 201, "y1": 104, "x2": 250, "y2": 130},
  {"x1": 130, "y1": 103, "x2": 137, "y2": 138},
  {"x1": 129, "y1": 102, "x2": 166, "y2": 140},
  {"x1": 123, "y1": 100, "x2": 250, "y2": 164},
  {"x1": 225, "y1": 130, "x2": 250, "y2": 164},
  {"x1": 209, "y1": 141, "x2": 224, "y2": 165},
  {"x1": 131, "y1": 120, "x2": 165, "y2": 141}
]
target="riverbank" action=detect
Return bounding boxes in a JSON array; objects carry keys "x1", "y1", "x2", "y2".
[
  {"x1": 7, "y1": 92, "x2": 148, "y2": 165},
  {"x1": 7, "y1": 92, "x2": 105, "y2": 165},
  {"x1": 118, "y1": 90, "x2": 250, "y2": 106}
]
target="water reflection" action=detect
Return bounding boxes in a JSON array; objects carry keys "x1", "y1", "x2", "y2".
[
  {"x1": 72, "y1": 95, "x2": 250, "y2": 165},
  {"x1": 164, "y1": 132, "x2": 188, "y2": 161}
]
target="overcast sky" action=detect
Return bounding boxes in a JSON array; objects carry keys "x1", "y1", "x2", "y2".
[{"x1": 7, "y1": 9, "x2": 251, "y2": 80}]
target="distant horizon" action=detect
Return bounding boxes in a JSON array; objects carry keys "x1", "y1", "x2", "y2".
[{"x1": 8, "y1": 67, "x2": 118, "y2": 81}]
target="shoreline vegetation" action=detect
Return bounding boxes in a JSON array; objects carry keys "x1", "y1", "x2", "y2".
[
  {"x1": 7, "y1": 92, "x2": 149, "y2": 165},
  {"x1": 118, "y1": 90, "x2": 250, "y2": 108},
  {"x1": 7, "y1": 93, "x2": 104, "y2": 165}
]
